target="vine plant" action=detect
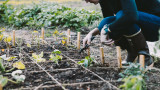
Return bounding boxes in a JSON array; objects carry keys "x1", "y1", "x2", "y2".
[{"x1": 49, "y1": 49, "x2": 63, "y2": 65}]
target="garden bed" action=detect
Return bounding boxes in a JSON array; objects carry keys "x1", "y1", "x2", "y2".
[{"x1": 0, "y1": 31, "x2": 160, "y2": 90}]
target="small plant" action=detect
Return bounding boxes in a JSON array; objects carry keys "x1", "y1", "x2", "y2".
[
  {"x1": 11, "y1": 70, "x2": 26, "y2": 83},
  {"x1": 0, "y1": 55, "x2": 25, "y2": 73},
  {"x1": 31, "y1": 30, "x2": 41, "y2": 48},
  {"x1": 118, "y1": 63, "x2": 146, "y2": 90},
  {"x1": 78, "y1": 56, "x2": 97, "y2": 67},
  {"x1": 52, "y1": 29, "x2": 63, "y2": 42},
  {"x1": 3, "y1": 36, "x2": 12, "y2": 57},
  {"x1": 0, "y1": 70, "x2": 25, "y2": 88},
  {"x1": 0, "y1": 55, "x2": 17, "y2": 73},
  {"x1": 61, "y1": 37, "x2": 67, "y2": 46},
  {"x1": 27, "y1": 43, "x2": 31, "y2": 48},
  {"x1": 49, "y1": 49, "x2": 63, "y2": 65},
  {"x1": 32, "y1": 51, "x2": 46, "y2": 62},
  {"x1": 0, "y1": 34, "x2": 3, "y2": 41},
  {"x1": 119, "y1": 63, "x2": 145, "y2": 79},
  {"x1": 119, "y1": 75, "x2": 146, "y2": 90},
  {"x1": 0, "y1": 54, "x2": 25, "y2": 87},
  {"x1": 13, "y1": 61, "x2": 25, "y2": 70}
]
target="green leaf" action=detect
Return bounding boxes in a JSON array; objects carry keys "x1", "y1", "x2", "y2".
[
  {"x1": 78, "y1": 60, "x2": 85, "y2": 65},
  {"x1": 0, "y1": 75, "x2": 8, "y2": 87},
  {"x1": 52, "y1": 49, "x2": 61, "y2": 54},
  {"x1": 0, "y1": 58, "x2": 5, "y2": 72}
]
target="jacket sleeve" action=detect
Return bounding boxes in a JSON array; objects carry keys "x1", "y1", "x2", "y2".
[{"x1": 109, "y1": 0, "x2": 138, "y2": 31}]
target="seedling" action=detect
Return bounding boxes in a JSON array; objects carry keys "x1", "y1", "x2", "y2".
[
  {"x1": 13, "y1": 61, "x2": 25, "y2": 70},
  {"x1": 0, "y1": 34, "x2": 3, "y2": 42},
  {"x1": 53, "y1": 29, "x2": 63, "y2": 42},
  {"x1": 4, "y1": 36, "x2": 12, "y2": 57},
  {"x1": 32, "y1": 30, "x2": 41, "y2": 49},
  {"x1": 62, "y1": 37, "x2": 67, "y2": 46},
  {"x1": 0, "y1": 54, "x2": 25, "y2": 87},
  {"x1": 0, "y1": 28, "x2": 5, "y2": 35},
  {"x1": 0, "y1": 70, "x2": 25, "y2": 88},
  {"x1": 11, "y1": 70, "x2": 26, "y2": 82},
  {"x1": 32, "y1": 52, "x2": 46, "y2": 63},
  {"x1": 119, "y1": 75, "x2": 146, "y2": 90},
  {"x1": 0, "y1": 55, "x2": 25, "y2": 73},
  {"x1": 78, "y1": 56, "x2": 97, "y2": 67},
  {"x1": 49, "y1": 49, "x2": 63, "y2": 65}
]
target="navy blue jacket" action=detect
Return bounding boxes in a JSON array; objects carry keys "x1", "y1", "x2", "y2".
[
  {"x1": 100, "y1": 0, "x2": 160, "y2": 18},
  {"x1": 99, "y1": 0, "x2": 160, "y2": 41}
]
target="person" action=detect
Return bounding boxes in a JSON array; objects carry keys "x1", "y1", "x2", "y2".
[{"x1": 83, "y1": 0, "x2": 160, "y2": 67}]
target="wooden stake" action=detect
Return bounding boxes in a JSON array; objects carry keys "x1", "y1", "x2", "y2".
[
  {"x1": 0, "y1": 84, "x2": 2, "y2": 90},
  {"x1": 67, "y1": 29, "x2": 70, "y2": 45},
  {"x1": 77, "y1": 32, "x2": 80, "y2": 50},
  {"x1": 116, "y1": 46, "x2": 122, "y2": 68},
  {"x1": 87, "y1": 47, "x2": 90, "y2": 57},
  {"x1": 139, "y1": 55, "x2": 145, "y2": 68},
  {"x1": 100, "y1": 47, "x2": 104, "y2": 65},
  {"x1": 12, "y1": 30, "x2": 15, "y2": 46},
  {"x1": 41, "y1": 28, "x2": 45, "y2": 44}
]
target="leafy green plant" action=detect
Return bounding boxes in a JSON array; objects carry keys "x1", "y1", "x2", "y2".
[
  {"x1": 0, "y1": 1, "x2": 102, "y2": 30},
  {"x1": 78, "y1": 56, "x2": 97, "y2": 67},
  {"x1": 118, "y1": 63, "x2": 146, "y2": 90},
  {"x1": 32, "y1": 51, "x2": 46, "y2": 62},
  {"x1": 49, "y1": 49, "x2": 63, "y2": 65},
  {"x1": 0, "y1": 55, "x2": 16, "y2": 73},
  {"x1": 119, "y1": 75, "x2": 146, "y2": 90},
  {"x1": 0, "y1": 70, "x2": 25, "y2": 88},
  {"x1": 119, "y1": 63, "x2": 145, "y2": 79},
  {"x1": 0, "y1": 55, "x2": 25, "y2": 73}
]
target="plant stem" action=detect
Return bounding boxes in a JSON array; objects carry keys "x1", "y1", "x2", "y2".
[
  {"x1": 6, "y1": 43, "x2": 10, "y2": 57},
  {"x1": 5, "y1": 67, "x2": 15, "y2": 73},
  {"x1": 8, "y1": 79, "x2": 18, "y2": 84}
]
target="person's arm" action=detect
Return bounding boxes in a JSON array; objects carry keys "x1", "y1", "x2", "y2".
[{"x1": 108, "y1": 0, "x2": 138, "y2": 31}]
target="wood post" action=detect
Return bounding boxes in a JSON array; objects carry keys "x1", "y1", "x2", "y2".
[
  {"x1": 87, "y1": 48, "x2": 90, "y2": 57},
  {"x1": 67, "y1": 29, "x2": 70, "y2": 45},
  {"x1": 100, "y1": 47, "x2": 105, "y2": 65},
  {"x1": 139, "y1": 55, "x2": 145, "y2": 68},
  {"x1": 12, "y1": 30, "x2": 15, "y2": 46},
  {"x1": 41, "y1": 28, "x2": 45, "y2": 44},
  {"x1": 77, "y1": 32, "x2": 80, "y2": 50},
  {"x1": 116, "y1": 46, "x2": 122, "y2": 68},
  {"x1": 0, "y1": 84, "x2": 2, "y2": 90}
]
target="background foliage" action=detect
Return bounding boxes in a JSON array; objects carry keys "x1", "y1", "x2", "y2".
[{"x1": 0, "y1": 0, "x2": 102, "y2": 31}]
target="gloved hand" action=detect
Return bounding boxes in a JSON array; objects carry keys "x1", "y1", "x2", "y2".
[
  {"x1": 83, "y1": 32, "x2": 93, "y2": 48},
  {"x1": 100, "y1": 25, "x2": 114, "y2": 45},
  {"x1": 83, "y1": 28, "x2": 100, "y2": 48}
]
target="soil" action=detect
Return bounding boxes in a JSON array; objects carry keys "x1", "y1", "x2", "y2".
[{"x1": 1, "y1": 30, "x2": 160, "y2": 90}]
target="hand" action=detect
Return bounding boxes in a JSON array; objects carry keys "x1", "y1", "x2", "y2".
[
  {"x1": 100, "y1": 28, "x2": 114, "y2": 46},
  {"x1": 83, "y1": 28, "x2": 100, "y2": 48},
  {"x1": 83, "y1": 33, "x2": 93, "y2": 48}
]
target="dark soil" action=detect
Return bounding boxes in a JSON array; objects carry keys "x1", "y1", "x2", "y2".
[{"x1": 1, "y1": 37, "x2": 160, "y2": 90}]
